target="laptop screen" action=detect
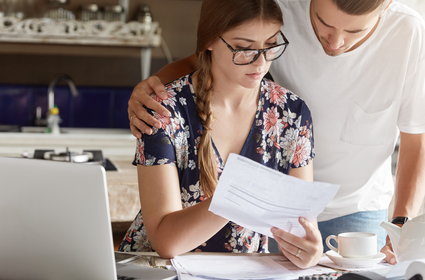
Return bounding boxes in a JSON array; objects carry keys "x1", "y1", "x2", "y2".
[{"x1": 0, "y1": 157, "x2": 117, "y2": 280}]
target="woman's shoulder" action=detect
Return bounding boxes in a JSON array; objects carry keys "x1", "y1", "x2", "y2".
[
  {"x1": 261, "y1": 78, "x2": 307, "y2": 108},
  {"x1": 153, "y1": 74, "x2": 195, "y2": 113},
  {"x1": 164, "y1": 74, "x2": 194, "y2": 98}
]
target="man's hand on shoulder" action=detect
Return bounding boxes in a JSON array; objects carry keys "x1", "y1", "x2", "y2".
[{"x1": 128, "y1": 76, "x2": 171, "y2": 138}]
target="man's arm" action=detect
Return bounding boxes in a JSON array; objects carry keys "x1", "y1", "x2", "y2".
[
  {"x1": 128, "y1": 54, "x2": 197, "y2": 137},
  {"x1": 393, "y1": 132, "x2": 425, "y2": 217},
  {"x1": 381, "y1": 132, "x2": 425, "y2": 264},
  {"x1": 156, "y1": 55, "x2": 197, "y2": 84}
]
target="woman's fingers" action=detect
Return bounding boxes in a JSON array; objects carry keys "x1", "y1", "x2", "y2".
[
  {"x1": 273, "y1": 232, "x2": 303, "y2": 257},
  {"x1": 280, "y1": 247, "x2": 305, "y2": 268},
  {"x1": 299, "y1": 217, "x2": 322, "y2": 244},
  {"x1": 271, "y1": 217, "x2": 323, "y2": 269},
  {"x1": 271, "y1": 226, "x2": 309, "y2": 252}
]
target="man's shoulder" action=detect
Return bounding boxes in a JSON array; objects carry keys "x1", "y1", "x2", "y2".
[{"x1": 387, "y1": 2, "x2": 425, "y2": 30}]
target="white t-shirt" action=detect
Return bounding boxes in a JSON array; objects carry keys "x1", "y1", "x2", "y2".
[{"x1": 272, "y1": 0, "x2": 425, "y2": 221}]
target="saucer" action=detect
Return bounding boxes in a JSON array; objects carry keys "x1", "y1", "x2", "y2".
[{"x1": 325, "y1": 250, "x2": 386, "y2": 268}]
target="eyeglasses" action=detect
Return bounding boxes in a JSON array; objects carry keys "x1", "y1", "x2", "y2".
[{"x1": 219, "y1": 31, "x2": 289, "y2": 65}]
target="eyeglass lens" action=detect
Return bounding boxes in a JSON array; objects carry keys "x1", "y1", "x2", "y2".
[{"x1": 232, "y1": 33, "x2": 287, "y2": 65}]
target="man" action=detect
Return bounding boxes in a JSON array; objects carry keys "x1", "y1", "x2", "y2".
[{"x1": 127, "y1": 0, "x2": 425, "y2": 263}]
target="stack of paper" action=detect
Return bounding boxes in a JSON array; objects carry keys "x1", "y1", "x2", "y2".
[{"x1": 171, "y1": 254, "x2": 335, "y2": 280}]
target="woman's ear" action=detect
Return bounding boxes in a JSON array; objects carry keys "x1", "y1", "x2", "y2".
[{"x1": 207, "y1": 39, "x2": 219, "y2": 51}]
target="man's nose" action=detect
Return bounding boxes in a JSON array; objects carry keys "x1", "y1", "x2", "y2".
[{"x1": 327, "y1": 32, "x2": 345, "y2": 50}]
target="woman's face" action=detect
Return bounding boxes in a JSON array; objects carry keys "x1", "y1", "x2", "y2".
[{"x1": 208, "y1": 19, "x2": 283, "y2": 90}]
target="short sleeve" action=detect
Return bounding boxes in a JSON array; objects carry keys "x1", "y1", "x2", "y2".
[
  {"x1": 133, "y1": 127, "x2": 177, "y2": 166},
  {"x1": 398, "y1": 56, "x2": 425, "y2": 134},
  {"x1": 290, "y1": 101, "x2": 315, "y2": 168}
]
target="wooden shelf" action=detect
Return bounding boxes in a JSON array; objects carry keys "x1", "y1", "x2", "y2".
[{"x1": 0, "y1": 19, "x2": 162, "y2": 79}]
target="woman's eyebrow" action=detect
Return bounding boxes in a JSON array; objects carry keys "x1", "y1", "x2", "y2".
[{"x1": 231, "y1": 31, "x2": 281, "y2": 42}]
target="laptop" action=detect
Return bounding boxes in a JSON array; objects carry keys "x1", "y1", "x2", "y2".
[{"x1": 0, "y1": 157, "x2": 176, "y2": 280}]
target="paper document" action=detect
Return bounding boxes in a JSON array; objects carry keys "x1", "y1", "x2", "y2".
[
  {"x1": 385, "y1": 259, "x2": 425, "y2": 279},
  {"x1": 209, "y1": 154, "x2": 339, "y2": 237},
  {"x1": 172, "y1": 254, "x2": 335, "y2": 280}
]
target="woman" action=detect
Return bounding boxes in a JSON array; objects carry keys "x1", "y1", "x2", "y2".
[{"x1": 119, "y1": 0, "x2": 322, "y2": 268}]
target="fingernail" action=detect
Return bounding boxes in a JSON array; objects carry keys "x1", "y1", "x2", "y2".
[
  {"x1": 390, "y1": 258, "x2": 396, "y2": 264},
  {"x1": 155, "y1": 122, "x2": 162, "y2": 129},
  {"x1": 299, "y1": 217, "x2": 306, "y2": 223},
  {"x1": 145, "y1": 129, "x2": 152, "y2": 135}
]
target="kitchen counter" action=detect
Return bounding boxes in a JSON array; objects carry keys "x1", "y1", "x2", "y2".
[{"x1": 0, "y1": 130, "x2": 140, "y2": 222}]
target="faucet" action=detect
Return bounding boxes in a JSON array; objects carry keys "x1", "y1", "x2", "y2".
[
  {"x1": 45, "y1": 74, "x2": 79, "y2": 133},
  {"x1": 47, "y1": 74, "x2": 79, "y2": 112}
]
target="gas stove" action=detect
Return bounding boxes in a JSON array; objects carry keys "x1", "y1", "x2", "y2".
[{"x1": 32, "y1": 148, "x2": 117, "y2": 171}]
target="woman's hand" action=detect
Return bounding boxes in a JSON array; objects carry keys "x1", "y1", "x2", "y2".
[
  {"x1": 128, "y1": 76, "x2": 171, "y2": 138},
  {"x1": 271, "y1": 217, "x2": 323, "y2": 269}
]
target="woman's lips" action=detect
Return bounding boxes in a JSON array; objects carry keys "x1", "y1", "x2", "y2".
[{"x1": 246, "y1": 72, "x2": 263, "y2": 80}]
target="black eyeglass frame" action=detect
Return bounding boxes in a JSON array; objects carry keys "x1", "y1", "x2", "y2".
[{"x1": 219, "y1": 31, "x2": 289, "y2": 65}]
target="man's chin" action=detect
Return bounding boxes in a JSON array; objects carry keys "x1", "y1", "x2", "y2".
[
  {"x1": 320, "y1": 42, "x2": 354, "y2": 56},
  {"x1": 322, "y1": 47, "x2": 346, "y2": 56}
]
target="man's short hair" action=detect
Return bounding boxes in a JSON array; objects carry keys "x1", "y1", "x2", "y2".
[{"x1": 332, "y1": 0, "x2": 386, "y2": 15}]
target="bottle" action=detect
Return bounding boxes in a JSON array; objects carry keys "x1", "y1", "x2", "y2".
[
  {"x1": 46, "y1": 106, "x2": 61, "y2": 134},
  {"x1": 43, "y1": 0, "x2": 75, "y2": 20},
  {"x1": 103, "y1": 4, "x2": 125, "y2": 22},
  {"x1": 137, "y1": 4, "x2": 152, "y2": 34},
  {"x1": 79, "y1": 4, "x2": 101, "y2": 21}
]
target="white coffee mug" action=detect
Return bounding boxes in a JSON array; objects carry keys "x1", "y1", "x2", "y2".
[{"x1": 325, "y1": 232, "x2": 377, "y2": 258}]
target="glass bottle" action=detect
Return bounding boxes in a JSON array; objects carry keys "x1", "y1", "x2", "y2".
[{"x1": 43, "y1": 0, "x2": 75, "y2": 20}]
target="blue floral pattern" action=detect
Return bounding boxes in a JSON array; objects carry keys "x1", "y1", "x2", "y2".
[{"x1": 119, "y1": 74, "x2": 314, "y2": 253}]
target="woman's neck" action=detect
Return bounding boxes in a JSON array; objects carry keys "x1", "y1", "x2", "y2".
[
  {"x1": 192, "y1": 69, "x2": 261, "y2": 112},
  {"x1": 211, "y1": 82, "x2": 259, "y2": 111}
]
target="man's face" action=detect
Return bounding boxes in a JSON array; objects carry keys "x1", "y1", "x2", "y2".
[{"x1": 310, "y1": 0, "x2": 383, "y2": 56}]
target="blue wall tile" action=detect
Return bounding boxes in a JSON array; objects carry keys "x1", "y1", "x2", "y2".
[{"x1": 0, "y1": 84, "x2": 132, "y2": 129}]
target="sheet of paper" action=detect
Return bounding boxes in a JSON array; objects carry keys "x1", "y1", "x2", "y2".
[
  {"x1": 385, "y1": 259, "x2": 425, "y2": 279},
  {"x1": 116, "y1": 263, "x2": 177, "y2": 280},
  {"x1": 172, "y1": 254, "x2": 335, "y2": 280},
  {"x1": 272, "y1": 255, "x2": 336, "y2": 279},
  {"x1": 209, "y1": 154, "x2": 339, "y2": 237}
]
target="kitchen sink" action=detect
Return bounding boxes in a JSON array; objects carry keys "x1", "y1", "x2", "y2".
[{"x1": 0, "y1": 125, "x2": 20, "y2": 132}]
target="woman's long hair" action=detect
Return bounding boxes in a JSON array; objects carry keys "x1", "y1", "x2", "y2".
[{"x1": 194, "y1": 0, "x2": 283, "y2": 198}]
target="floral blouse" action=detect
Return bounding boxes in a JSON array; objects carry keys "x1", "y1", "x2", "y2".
[{"x1": 119, "y1": 74, "x2": 314, "y2": 254}]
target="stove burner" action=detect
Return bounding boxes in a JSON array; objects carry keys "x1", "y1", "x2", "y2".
[
  {"x1": 33, "y1": 149, "x2": 117, "y2": 171},
  {"x1": 44, "y1": 151, "x2": 91, "y2": 163}
]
